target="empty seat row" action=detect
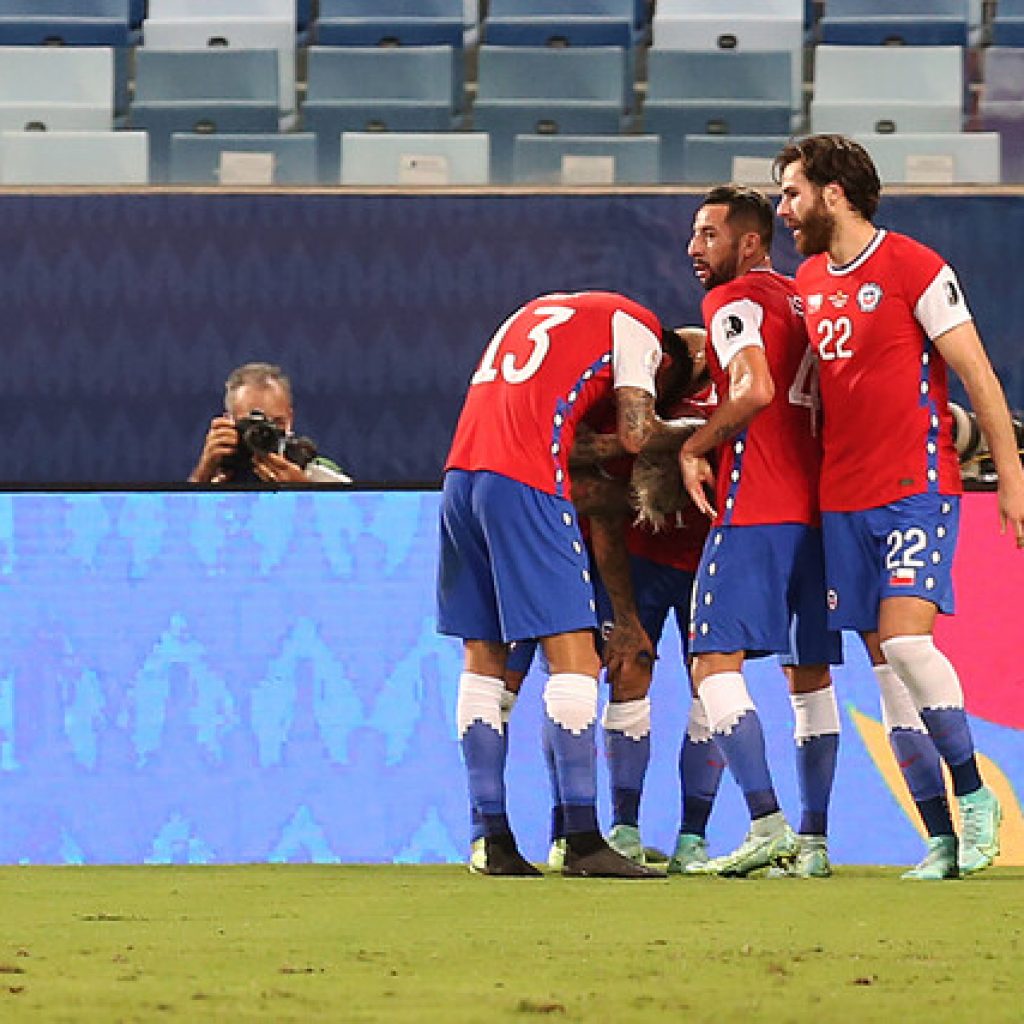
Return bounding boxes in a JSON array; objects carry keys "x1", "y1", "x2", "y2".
[{"x1": 0, "y1": 129, "x2": 1001, "y2": 187}]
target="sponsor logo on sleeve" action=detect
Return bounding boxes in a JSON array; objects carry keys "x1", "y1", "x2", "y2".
[
  {"x1": 944, "y1": 280, "x2": 961, "y2": 306},
  {"x1": 724, "y1": 314, "x2": 744, "y2": 340},
  {"x1": 856, "y1": 282, "x2": 883, "y2": 313}
]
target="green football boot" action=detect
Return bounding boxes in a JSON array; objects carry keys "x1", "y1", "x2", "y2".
[
  {"x1": 767, "y1": 834, "x2": 831, "y2": 878},
  {"x1": 607, "y1": 824, "x2": 646, "y2": 865},
  {"x1": 901, "y1": 835, "x2": 959, "y2": 880},
  {"x1": 958, "y1": 785, "x2": 1002, "y2": 876},
  {"x1": 667, "y1": 832, "x2": 709, "y2": 875},
  {"x1": 694, "y1": 814, "x2": 798, "y2": 878}
]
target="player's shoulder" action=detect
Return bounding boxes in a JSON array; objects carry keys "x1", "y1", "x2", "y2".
[
  {"x1": 882, "y1": 229, "x2": 942, "y2": 264},
  {"x1": 794, "y1": 254, "x2": 828, "y2": 285}
]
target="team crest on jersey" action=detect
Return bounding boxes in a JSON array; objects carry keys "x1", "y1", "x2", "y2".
[
  {"x1": 723, "y1": 314, "x2": 744, "y2": 339},
  {"x1": 828, "y1": 290, "x2": 849, "y2": 309},
  {"x1": 857, "y1": 282, "x2": 883, "y2": 312},
  {"x1": 807, "y1": 293, "x2": 823, "y2": 313}
]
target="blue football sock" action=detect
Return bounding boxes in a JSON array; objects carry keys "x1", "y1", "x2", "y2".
[
  {"x1": 458, "y1": 673, "x2": 508, "y2": 838},
  {"x1": 888, "y1": 727, "x2": 955, "y2": 836},
  {"x1": 603, "y1": 698, "x2": 651, "y2": 828},
  {"x1": 701, "y1": 673, "x2": 778, "y2": 821},
  {"x1": 790, "y1": 687, "x2": 840, "y2": 836},
  {"x1": 543, "y1": 674, "x2": 599, "y2": 835},
  {"x1": 794, "y1": 733, "x2": 838, "y2": 836},
  {"x1": 919, "y1": 707, "x2": 982, "y2": 797},
  {"x1": 679, "y1": 700, "x2": 725, "y2": 837}
]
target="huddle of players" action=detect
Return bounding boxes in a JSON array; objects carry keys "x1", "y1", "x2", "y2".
[{"x1": 437, "y1": 133, "x2": 1024, "y2": 879}]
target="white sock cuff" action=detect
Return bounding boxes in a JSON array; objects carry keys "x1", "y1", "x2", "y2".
[
  {"x1": 544, "y1": 673, "x2": 599, "y2": 737},
  {"x1": 699, "y1": 671, "x2": 756, "y2": 737},
  {"x1": 880, "y1": 635, "x2": 964, "y2": 711},
  {"x1": 456, "y1": 672, "x2": 505, "y2": 739},
  {"x1": 686, "y1": 697, "x2": 713, "y2": 743},
  {"x1": 874, "y1": 663, "x2": 926, "y2": 733},
  {"x1": 499, "y1": 687, "x2": 518, "y2": 724},
  {"x1": 601, "y1": 697, "x2": 651, "y2": 740},
  {"x1": 790, "y1": 686, "x2": 840, "y2": 743}
]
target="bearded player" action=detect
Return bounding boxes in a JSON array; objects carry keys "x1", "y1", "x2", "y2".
[
  {"x1": 680, "y1": 185, "x2": 843, "y2": 878},
  {"x1": 775, "y1": 133, "x2": 1024, "y2": 878}
]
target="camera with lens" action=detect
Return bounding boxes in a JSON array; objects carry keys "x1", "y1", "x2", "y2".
[
  {"x1": 950, "y1": 401, "x2": 1024, "y2": 484},
  {"x1": 220, "y1": 409, "x2": 318, "y2": 477}
]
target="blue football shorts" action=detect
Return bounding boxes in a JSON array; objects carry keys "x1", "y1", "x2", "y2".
[
  {"x1": 689, "y1": 523, "x2": 842, "y2": 666},
  {"x1": 437, "y1": 469, "x2": 599, "y2": 643},
  {"x1": 629, "y1": 555, "x2": 696, "y2": 664},
  {"x1": 821, "y1": 493, "x2": 960, "y2": 633}
]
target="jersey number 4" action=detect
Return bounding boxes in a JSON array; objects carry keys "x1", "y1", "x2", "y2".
[{"x1": 471, "y1": 306, "x2": 576, "y2": 385}]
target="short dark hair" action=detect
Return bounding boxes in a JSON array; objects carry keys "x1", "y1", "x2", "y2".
[
  {"x1": 773, "y1": 134, "x2": 881, "y2": 222},
  {"x1": 701, "y1": 184, "x2": 774, "y2": 249},
  {"x1": 224, "y1": 362, "x2": 292, "y2": 410},
  {"x1": 657, "y1": 327, "x2": 695, "y2": 413}
]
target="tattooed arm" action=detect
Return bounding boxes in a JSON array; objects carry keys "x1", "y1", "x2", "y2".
[{"x1": 679, "y1": 345, "x2": 774, "y2": 517}]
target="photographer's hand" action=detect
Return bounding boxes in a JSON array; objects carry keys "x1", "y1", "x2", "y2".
[
  {"x1": 252, "y1": 451, "x2": 307, "y2": 485},
  {"x1": 189, "y1": 416, "x2": 239, "y2": 483}
]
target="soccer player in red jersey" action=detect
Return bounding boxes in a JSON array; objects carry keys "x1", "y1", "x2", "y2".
[
  {"x1": 438, "y1": 290, "x2": 692, "y2": 877},
  {"x1": 775, "y1": 133, "x2": 1024, "y2": 878},
  {"x1": 679, "y1": 186, "x2": 843, "y2": 878}
]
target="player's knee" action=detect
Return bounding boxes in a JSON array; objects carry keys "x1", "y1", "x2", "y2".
[
  {"x1": 608, "y1": 660, "x2": 653, "y2": 702},
  {"x1": 880, "y1": 635, "x2": 963, "y2": 710}
]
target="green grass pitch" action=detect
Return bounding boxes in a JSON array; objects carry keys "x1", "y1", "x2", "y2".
[{"x1": 0, "y1": 864, "x2": 1020, "y2": 1022}]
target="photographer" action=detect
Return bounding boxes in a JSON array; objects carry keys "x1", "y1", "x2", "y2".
[{"x1": 188, "y1": 362, "x2": 351, "y2": 485}]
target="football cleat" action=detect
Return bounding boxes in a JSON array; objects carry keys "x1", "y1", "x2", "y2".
[
  {"x1": 562, "y1": 831, "x2": 664, "y2": 878},
  {"x1": 468, "y1": 837, "x2": 487, "y2": 874},
  {"x1": 692, "y1": 816, "x2": 798, "y2": 878},
  {"x1": 667, "y1": 833, "x2": 709, "y2": 875},
  {"x1": 958, "y1": 785, "x2": 1002, "y2": 876},
  {"x1": 547, "y1": 838, "x2": 566, "y2": 871},
  {"x1": 901, "y1": 835, "x2": 959, "y2": 881},
  {"x1": 606, "y1": 824, "x2": 646, "y2": 865},
  {"x1": 766, "y1": 834, "x2": 831, "y2": 879},
  {"x1": 470, "y1": 834, "x2": 542, "y2": 877}
]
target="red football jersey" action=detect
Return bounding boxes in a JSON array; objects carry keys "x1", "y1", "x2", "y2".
[
  {"x1": 446, "y1": 292, "x2": 662, "y2": 498},
  {"x1": 794, "y1": 230, "x2": 968, "y2": 512},
  {"x1": 702, "y1": 268, "x2": 821, "y2": 527}
]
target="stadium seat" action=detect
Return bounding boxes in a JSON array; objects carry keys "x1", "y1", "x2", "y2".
[
  {"x1": 484, "y1": 0, "x2": 637, "y2": 49},
  {"x1": 651, "y1": 0, "x2": 804, "y2": 115},
  {"x1": 643, "y1": 50, "x2": 793, "y2": 184},
  {"x1": 130, "y1": 49, "x2": 281, "y2": 181},
  {"x1": 852, "y1": 131, "x2": 1000, "y2": 183},
  {"x1": 810, "y1": 45, "x2": 964, "y2": 134},
  {"x1": 0, "y1": 46, "x2": 113, "y2": 131},
  {"x1": 302, "y1": 46, "x2": 457, "y2": 183},
  {"x1": 680, "y1": 134, "x2": 790, "y2": 184},
  {"x1": 0, "y1": 0, "x2": 137, "y2": 46},
  {"x1": 472, "y1": 45, "x2": 629, "y2": 182},
  {"x1": 0, "y1": 128, "x2": 148, "y2": 184},
  {"x1": 168, "y1": 131, "x2": 317, "y2": 183},
  {"x1": 512, "y1": 134, "x2": 659, "y2": 184},
  {"x1": 142, "y1": 16, "x2": 297, "y2": 113},
  {"x1": 992, "y1": 0, "x2": 1024, "y2": 46},
  {"x1": 340, "y1": 131, "x2": 489, "y2": 184},
  {"x1": 818, "y1": 0, "x2": 970, "y2": 47},
  {"x1": 314, "y1": 0, "x2": 465, "y2": 47},
  {"x1": 978, "y1": 47, "x2": 1024, "y2": 182}
]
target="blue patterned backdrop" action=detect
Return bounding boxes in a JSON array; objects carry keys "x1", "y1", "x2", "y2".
[
  {"x1": 1, "y1": 489, "x2": 1020, "y2": 866},
  {"x1": 0, "y1": 191, "x2": 1020, "y2": 484}
]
